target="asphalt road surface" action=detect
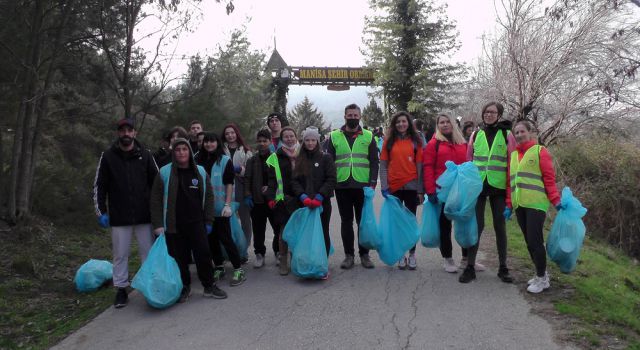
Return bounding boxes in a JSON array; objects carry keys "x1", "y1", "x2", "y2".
[{"x1": 53, "y1": 193, "x2": 573, "y2": 350}]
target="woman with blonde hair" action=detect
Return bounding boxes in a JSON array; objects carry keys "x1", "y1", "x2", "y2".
[{"x1": 422, "y1": 113, "x2": 468, "y2": 273}]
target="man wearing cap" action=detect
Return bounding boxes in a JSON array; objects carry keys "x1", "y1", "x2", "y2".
[
  {"x1": 327, "y1": 103, "x2": 379, "y2": 269},
  {"x1": 93, "y1": 118, "x2": 159, "y2": 308},
  {"x1": 266, "y1": 113, "x2": 284, "y2": 152}
]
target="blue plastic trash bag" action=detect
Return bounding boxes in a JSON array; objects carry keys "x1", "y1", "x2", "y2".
[
  {"x1": 131, "y1": 235, "x2": 182, "y2": 309},
  {"x1": 454, "y1": 214, "x2": 479, "y2": 248},
  {"x1": 546, "y1": 187, "x2": 587, "y2": 273},
  {"x1": 230, "y1": 202, "x2": 248, "y2": 259},
  {"x1": 283, "y1": 207, "x2": 332, "y2": 278},
  {"x1": 74, "y1": 259, "x2": 112, "y2": 292},
  {"x1": 378, "y1": 195, "x2": 419, "y2": 265},
  {"x1": 420, "y1": 199, "x2": 441, "y2": 248},
  {"x1": 360, "y1": 187, "x2": 382, "y2": 250},
  {"x1": 436, "y1": 161, "x2": 459, "y2": 203}
]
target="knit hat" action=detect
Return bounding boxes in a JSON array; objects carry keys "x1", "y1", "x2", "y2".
[
  {"x1": 170, "y1": 137, "x2": 192, "y2": 152},
  {"x1": 266, "y1": 113, "x2": 283, "y2": 125},
  {"x1": 302, "y1": 127, "x2": 320, "y2": 142}
]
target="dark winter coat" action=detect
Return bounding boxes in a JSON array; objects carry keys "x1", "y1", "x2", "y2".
[{"x1": 291, "y1": 147, "x2": 337, "y2": 201}]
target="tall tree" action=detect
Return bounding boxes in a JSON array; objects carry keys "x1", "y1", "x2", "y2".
[
  {"x1": 287, "y1": 96, "x2": 331, "y2": 137},
  {"x1": 362, "y1": 98, "x2": 385, "y2": 128},
  {"x1": 362, "y1": 0, "x2": 460, "y2": 118}
]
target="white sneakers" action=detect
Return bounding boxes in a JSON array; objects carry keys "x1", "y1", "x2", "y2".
[
  {"x1": 458, "y1": 257, "x2": 486, "y2": 271},
  {"x1": 398, "y1": 256, "x2": 408, "y2": 270},
  {"x1": 253, "y1": 253, "x2": 265, "y2": 268},
  {"x1": 407, "y1": 254, "x2": 417, "y2": 270},
  {"x1": 443, "y1": 258, "x2": 457, "y2": 273},
  {"x1": 527, "y1": 272, "x2": 551, "y2": 293}
]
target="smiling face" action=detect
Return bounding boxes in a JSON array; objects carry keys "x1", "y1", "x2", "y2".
[
  {"x1": 513, "y1": 123, "x2": 533, "y2": 144},
  {"x1": 281, "y1": 130, "x2": 297, "y2": 147},
  {"x1": 304, "y1": 137, "x2": 318, "y2": 151},
  {"x1": 203, "y1": 139, "x2": 218, "y2": 153},
  {"x1": 482, "y1": 104, "x2": 499, "y2": 125},
  {"x1": 395, "y1": 115, "x2": 410, "y2": 134},
  {"x1": 224, "y1": 127, "x2": 237, "y2": 144}
]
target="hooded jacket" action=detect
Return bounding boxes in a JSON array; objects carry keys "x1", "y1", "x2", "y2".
[
  {"x1": 291, "y1": 146, "x2": 337, "y2": 200},
  {"x1": 93, "y1": 139, "x2": 158, "y2": 226},
  {"x1": 149, "y1": 139, "x2": 215, "y2": 233}
]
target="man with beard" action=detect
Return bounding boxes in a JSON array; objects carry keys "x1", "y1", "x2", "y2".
[
  {"x1": 327, "y1": 103, "x2": 379, "y2": 270},
  {"x1": 93, "y1": 118, "x2": 159, "y2": 308}
]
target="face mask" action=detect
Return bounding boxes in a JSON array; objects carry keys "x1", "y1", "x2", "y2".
[
  {"x1": 119, "y1": 136, "x2": 133, "y2": 147},
  {"x1": 346, "y1": 119, "x2": 360, "y2": 129}
]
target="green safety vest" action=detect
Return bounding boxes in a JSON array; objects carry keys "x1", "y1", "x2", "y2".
[
  {"x1": 331, "y1": 129, "x2": 372, "y2": 183},
  {"x1": 509, "y1": 145, "x2": 550, "y2": 212},
  {"x1": 265, "y1": 153, "x2": 284, "y2": 202},
  {"x1": 473, "y1": 130, "x2": 509, "y2": 189}
]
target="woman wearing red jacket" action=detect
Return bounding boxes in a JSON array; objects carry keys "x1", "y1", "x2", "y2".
[
  {"x1": 422, "y1": 114, "x2": 468, "y2": 273},
  {"x1": 504, "y1": 121, "x2": 562, "y2": 294}
]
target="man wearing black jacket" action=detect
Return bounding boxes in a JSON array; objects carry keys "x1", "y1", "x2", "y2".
[{"x1": 93, "y1": 118, "x2": 158, "y2": 308}]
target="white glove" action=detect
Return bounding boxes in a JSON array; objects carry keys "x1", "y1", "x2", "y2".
[{"x1": 221, "y1": 204, "x2": 232, "y2": 217}]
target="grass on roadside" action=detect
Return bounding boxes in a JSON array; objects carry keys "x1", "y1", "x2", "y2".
[
  {"x1": 502, "y1": 215, "x2": 640, "y2": 349},
  {"x1": 0, "y1": 219, "x2": 141, "y2": 349}
]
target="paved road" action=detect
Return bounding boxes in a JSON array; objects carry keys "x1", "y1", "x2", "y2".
[{"x1": 54, "y1": 193, "x2": 572, "y2": 350}]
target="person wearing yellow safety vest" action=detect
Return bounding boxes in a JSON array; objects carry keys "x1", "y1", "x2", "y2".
[
  {"x1": 265, "y1": 126, "x2": 301, "y2": 275},
  {"x1": 504, "y1": 121, "x2": 562, "y2": 294},
  {"x1": 326, "y1": 103, "x2": 380, "y2": 270},
  {"x1": 195, "y1": 132, "x2": 247, "y2": 287},
  {"x1": 460, "y1": 102, "x2": 516, "y2": 284}
]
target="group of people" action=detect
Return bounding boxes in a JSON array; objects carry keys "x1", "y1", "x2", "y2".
[{"x1": 93, "y1": 101, "x2": 562, "y2": 309}]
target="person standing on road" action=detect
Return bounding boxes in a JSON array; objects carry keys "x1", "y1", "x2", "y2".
[
  {"x1": 150, "y1": 138, "x2": 227, "y2": 302},
  {"x1": 380, "y1": 111, "x2": 424, "y2": 270},
  {"x1": 265, "y1": 127, "x2": 301, "y2": 275},
  {"x1": 244, "y1": 129, "x2": 281, "y2": 268},
  {"x1": 505, "y1": 121, "x2": 562, "y2": 293},
  {"x1": 93, "y1": 118, "x2": 158, "y2": 308},
  {"x1": 422, "y1": 114, "x2": 468, "y2": 274},
  {"x1": 222, "y1": 123, "x2": 253, "y2": 261},
  {"x1": 188, "y1": 120, "x2": 204, "y2": 152},
  {"x1": 267, "y1": 113, "x2": 284, "y2": 152},
  {"x1": 291, "y1": 127, "x2": 337, "y2": 266},
  {"x1": 461, "y1": 102, "x2": 514, "y2": 283},
  {"x1": 327, "y1": 103, "x2": 379, "y2": 270},
  {"x1": 195, "y1": 132, "x2": 247, "y2": 287}
]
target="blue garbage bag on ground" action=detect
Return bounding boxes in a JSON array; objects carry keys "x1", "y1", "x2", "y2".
[
  {"x1": 420, "y1": 199, "x2": 441, "y2": 248},
  {"x1": 546, "y1": 187, "x2": 587, "y2": 273},
  {"x1": 283, "y1": 207, "x2": 333, "y2": 278},
  {"x1": 438, "y1": 161, "x2": 483, "y2": 248},
  {"x1": 360, "y1": 187, "x2": 382, "y2": 250},
  {"x1": 230, "y1": 201, "x2": 248, "y2": 259},
  {"x1": 131, "y1": 234, "x2": 182, "y2": 309},
  {"x1": 74, "y1": 259, "x2": 113, "y2": 292},
  {"x1": 378, "y1": 195, "x2": 419, "y2": 265}
]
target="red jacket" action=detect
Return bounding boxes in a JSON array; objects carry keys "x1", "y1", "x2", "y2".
[
  {"x1": 422, "y1": 138, "x2": 467, "y2": 195},
  {"x1": 506, "y1": 140, "x2": 561, "y2": 208}
]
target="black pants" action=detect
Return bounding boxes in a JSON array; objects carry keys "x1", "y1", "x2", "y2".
[
  {"x1": 209, "y1": 216, "x2": 242, "y2": 269},
  {"x1": 320, "y1": 200, "x2": 332, "y2": 256},
  {"x1": 335, "y1": 188, "x2": 368, "y2": 257},
  {"x1": 251, "y1": 203, "x2": 280, "y2": 256},
  {"x1": 516, "y1": 207, "x2": 547, "y2": 277},
  {"x1": 468, "y1": 194, "x2": 508, "y2": 267},
  {"x1": 438, "y1": 204, "x2": 468, "y2": 259},
  {"x1": 166, "y1": 221, "x2": 214, "y2": 288},
  {"x1": 392, "y1": 189, "x2": 418, "y2": 254}
]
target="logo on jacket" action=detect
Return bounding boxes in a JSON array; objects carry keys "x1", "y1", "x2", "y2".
[{"x1": 192, "y1": 178, "x2": 199, "y2": 186}]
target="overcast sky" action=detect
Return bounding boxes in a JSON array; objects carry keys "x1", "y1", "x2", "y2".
[{"x1": 143, "y1": 0, "x2": 498, "y2": 123}]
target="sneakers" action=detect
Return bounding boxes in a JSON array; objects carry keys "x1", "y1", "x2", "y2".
[
  {"x1": 398, "y1": 256, "x2": 408, "y2": 270},
  {"x1": 474, "y1": 262, "x2": 487, "y2": 272},
  {"x1": 230, "y1": 268, "x2": 246, "y2": 286},
  {"x1": 320, "y1": 271, "x2": 330, "y2": 280},
  {"x1": 407, "y1": 254, "x2": 417, "y2": 270},
  {"x1": 459, "y1": 265, "x2": 476, "y2": 283},
  {"x1": 443, "y1": 258, "x2": 457, "y2": 273},
  {"x1": 528, "y1": 271, "x2": 549, "y2": 285},
  {"x1": 114, "y1": 288, "x2": 128, "y2": 308},
  {"x1": 240, "y1": 256, "x2": 249, "y2": 265},
  {"x1": 497, "y1": 267, "x2": 514, "y2": 283},
  {"x1": 340, "y1": 255, "x2": 355, "y2": 269},
  {"x1": 527, "y1": 275, "x2": 550, "y2": 293},
  {"x1": 178, "y1": 286, "x2": 191, "y2": 303},
  {"x1": 254, "y1": 253, "x2": 265, "y2": 268},
  {"x1": 213, "y1": 267, "x2": 226, "y2": 282},
  {"x1": 203, "y1": 284, "x2": 228, "y2": 299},
  {"x1": 360, "y1": 254, "x2": 374, "y2": 269}
]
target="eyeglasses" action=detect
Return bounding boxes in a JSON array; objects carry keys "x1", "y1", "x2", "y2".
[{"x1": 483, "y1": 111, "x2": 499, "y2": 115}]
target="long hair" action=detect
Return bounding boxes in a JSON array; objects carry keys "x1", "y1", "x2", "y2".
[
  {"x1": 434, "y1": 114, "x2": 466, "y2": 145},
  {"x1": 384, "y1": 111, "x2": 423, "y2": 152},
  {"x1": 199, "y1": 132, "x2": 225, "y2": 164},
  {"x1": 221, "y1": 123, "x2": 250, "y2": 152}
]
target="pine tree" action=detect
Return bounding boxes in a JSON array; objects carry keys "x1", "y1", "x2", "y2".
[
  {"x1": 288, "y1": 96, "x2": 331, "y2": 137},
  {"x1": 362, "y1": 98, "x2": 385, "y2": 128},
  {"x1": 363, "y1": 0, "x2": 461, "y2": 118}
]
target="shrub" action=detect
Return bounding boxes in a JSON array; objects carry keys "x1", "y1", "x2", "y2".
[{"x1": 553, "y1": 137, "x2": 640, "y2": 258}]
